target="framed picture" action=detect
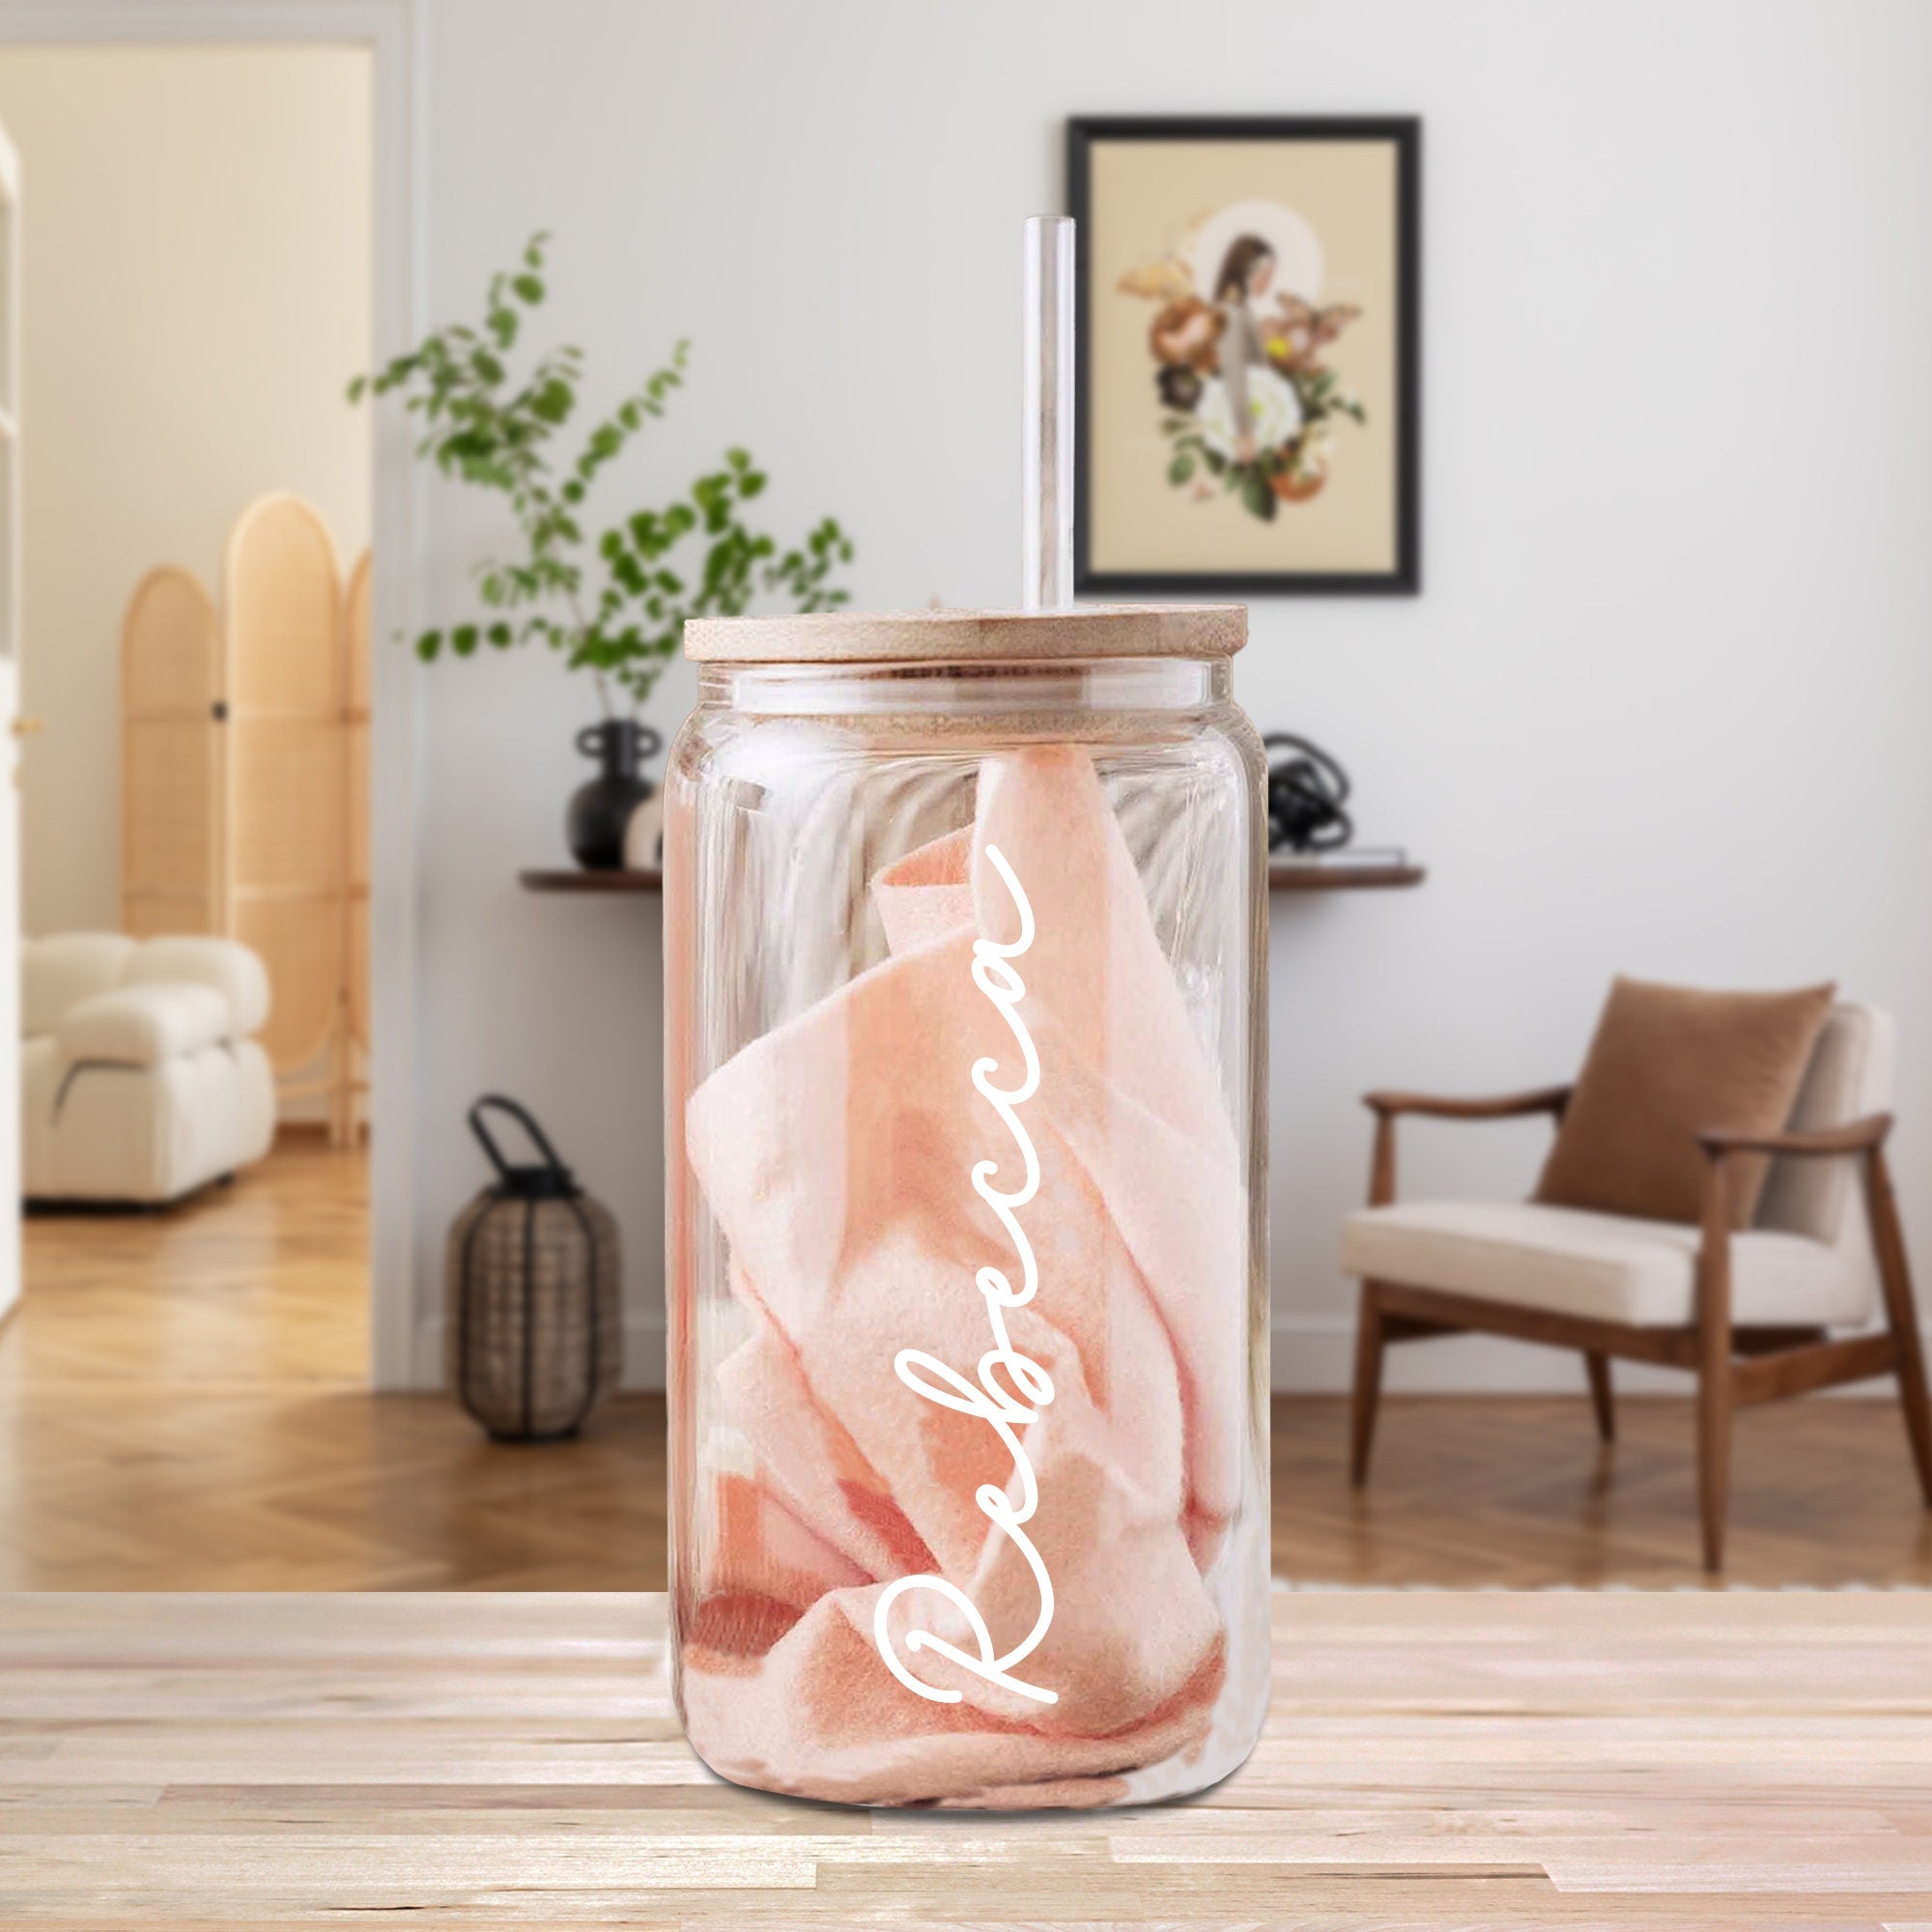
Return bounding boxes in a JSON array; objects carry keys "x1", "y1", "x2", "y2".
[{"x1": 1069, "y1": 116, "x2": 1420, "y2": 596}]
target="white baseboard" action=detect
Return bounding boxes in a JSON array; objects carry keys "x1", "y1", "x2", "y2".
[
  {"x1": 624, "y1": 1317, "x2": 668, "y2": 1388},
  {"x1": 1270, "y1": 1318, "x2": 1694, "y2": 1394},
  {"x1": 406, "y1": 1312, "x2": 1917, "y2": 1398},
  {"x1": 409, "y1": 1314, "x2": 667, "y2": 1393}
]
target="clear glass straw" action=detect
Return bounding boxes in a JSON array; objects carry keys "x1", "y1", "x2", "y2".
[{"x1": 1022, "y1": 214, "x2": 1076, "y2": 611}]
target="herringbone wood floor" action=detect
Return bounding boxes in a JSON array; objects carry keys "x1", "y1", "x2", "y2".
[{"x1": 3, "y1": 1135, "x2": 1928, "y2": 1588}]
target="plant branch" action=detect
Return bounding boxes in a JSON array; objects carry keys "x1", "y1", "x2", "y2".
[{"x1": 348, "y1": 232, "x2": 852, "y2": 713}]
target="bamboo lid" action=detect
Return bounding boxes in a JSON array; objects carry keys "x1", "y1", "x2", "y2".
[{"x1": 684, "y1": 603, "x2": 1245, "y2": 664}]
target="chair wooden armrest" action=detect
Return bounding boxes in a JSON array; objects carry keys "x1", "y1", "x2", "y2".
[
  {"x1": 1363, "y1": 1086, "x2": 1573, "y2": 1207},
  {"x1": 1363, "y1": 1084, "x2": 1574, "y2": 1122},
  {"x1": 1695, "y1": 1112, "x2": 1892, "y2": 1307},
  {"x1": 1688, "y1": 1107, "x2": 1914, "y2": 1571},
  {"x1": 1697, "y1": 1113, "x2": 1892, "y2": 1161}
]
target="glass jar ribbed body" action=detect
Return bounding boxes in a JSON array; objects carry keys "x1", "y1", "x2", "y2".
[{"x1": 664, "y1": 649, "x2": 1268, "y2": 1807}]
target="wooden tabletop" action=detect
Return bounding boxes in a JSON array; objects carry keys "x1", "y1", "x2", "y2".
[
  {"x1": 522, "y1": 860, "x2": 1426, "y2": 893},
  {"x1": 2, "y1": 1591, "x2": 1927, "y2": 1925}
]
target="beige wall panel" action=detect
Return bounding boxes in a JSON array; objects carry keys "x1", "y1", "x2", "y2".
[{"x1": 224, "y1": 494, "x2": 345, "y2": 1076}]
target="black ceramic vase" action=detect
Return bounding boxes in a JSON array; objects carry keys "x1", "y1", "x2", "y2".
[{"x1": 566, "y1": 720, "x2": 662, "y2": 870}]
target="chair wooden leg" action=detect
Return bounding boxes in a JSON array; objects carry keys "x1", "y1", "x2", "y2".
[
  {"x1": 1695, "y1": 1352, "x2": 1732, "y2": 1573},
  {"x1": 1584, "y1": 1350, "x2": 1615, "y2": 1443},
  {"x1": 1695, "y1": 1161, "x2": 1735, "y2": 1574},
  {"x1": 1350, "y1": 1285, "x2": 1387, "y2": 1488},
  {"x1": 1868, "y1": 1145, "x2": 1932, "y2": 1508}
]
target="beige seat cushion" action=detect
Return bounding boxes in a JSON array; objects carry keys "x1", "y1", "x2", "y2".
[{"x1": 1341, "y1": 1198, "x2": 1874, "y2": 1329}]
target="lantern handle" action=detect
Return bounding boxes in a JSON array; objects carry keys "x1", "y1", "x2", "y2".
[{"x1": 468, "y1": 1094, "x2": 570, "y2": 1186}]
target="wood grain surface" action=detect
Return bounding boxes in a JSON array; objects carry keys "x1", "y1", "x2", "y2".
[{"x1": 1, "y1": 1590, "x2": 1928, "y2": 1926}]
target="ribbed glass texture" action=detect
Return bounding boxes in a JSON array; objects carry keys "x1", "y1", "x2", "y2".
[{"x1": 663, "y1": 654, "x2": 1269, "y2": 1807}]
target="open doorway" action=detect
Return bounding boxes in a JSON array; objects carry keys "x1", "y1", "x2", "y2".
[{"x1": 0, "y1": 44, "x2": 376, "y2": 1585}]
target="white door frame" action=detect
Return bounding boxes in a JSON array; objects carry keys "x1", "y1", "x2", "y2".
[
  {"x1": 0, "y1": 113, "x2": 22, "y2": 1330},
  {"x1": 0, "y1": 0, "x2": 426, "y2": 1387}
]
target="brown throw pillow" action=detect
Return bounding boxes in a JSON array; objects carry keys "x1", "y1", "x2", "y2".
[{"x1": 1535, "y1": 977, "x2": 1835, "y2": 1228}]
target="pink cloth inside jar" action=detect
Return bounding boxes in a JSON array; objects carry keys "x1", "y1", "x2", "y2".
[{"x1": 680, "y1": 745, "x2": 1248, "y2": 1805}]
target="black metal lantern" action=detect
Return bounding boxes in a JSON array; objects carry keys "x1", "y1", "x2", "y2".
[{"x1": 445, "y1": 1095, "x2": 621, "y2": 1441}]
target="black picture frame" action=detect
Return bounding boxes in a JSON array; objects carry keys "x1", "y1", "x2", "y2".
[{"x1": 1068, "y1": 115, "x2": 1421, "y2": 597}]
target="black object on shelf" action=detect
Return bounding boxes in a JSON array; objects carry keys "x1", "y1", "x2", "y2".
[
  {"x1": 1264, "y1": 733, "x2": 1351, "y2": 853},
  {"x1": 446, "y1": 1095, "x2": 621, "y2": 1442}
]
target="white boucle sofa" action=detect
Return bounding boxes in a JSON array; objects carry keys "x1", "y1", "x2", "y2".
[{"x1": 21, "y1": 933, "x2": 276, "y2": 1204}]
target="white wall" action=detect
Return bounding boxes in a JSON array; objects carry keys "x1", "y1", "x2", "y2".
[
  {"x1": 0, "y1": 45, "x2": 372, "y2": 938},
  {"x1": 405, "y1": 0, "x2": 1932, "y2": 1391}
]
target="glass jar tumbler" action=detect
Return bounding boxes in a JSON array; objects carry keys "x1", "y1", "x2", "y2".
[{"x1": 664, "y1": 604, "x2": 1269, "y2": 1807}]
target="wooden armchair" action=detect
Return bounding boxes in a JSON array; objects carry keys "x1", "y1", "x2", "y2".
[{"x1": 1340, "y1": 1004, "x2": 1932, "y2": 1569}]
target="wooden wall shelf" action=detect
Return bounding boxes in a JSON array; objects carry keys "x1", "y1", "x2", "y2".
[
  {"x1": 1269, "y1": 861, "x2": 1425, "y2": 892},
  {"x1": 521, "y1": 861, "x2": 1425, "y2": 894},
  {"x1": 521, "y1": 868, "x2": 668, "y2": 893}
]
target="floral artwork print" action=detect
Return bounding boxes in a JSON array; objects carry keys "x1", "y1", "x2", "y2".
[{"x1": 1119, "y1": 200, "x2": 1367, "y2": 525}]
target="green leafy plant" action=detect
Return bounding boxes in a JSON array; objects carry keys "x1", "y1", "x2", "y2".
[{"x1": 348, "y1": 233, "x2": 853, "y2": 713}]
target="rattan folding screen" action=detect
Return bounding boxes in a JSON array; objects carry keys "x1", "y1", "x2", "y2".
[
  {"x1": 120, "y1": 566, "x2": 223, "y2": 939},
  {"x1": 119, "y1": 496, "x2": 368, "y2": 1143}
]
